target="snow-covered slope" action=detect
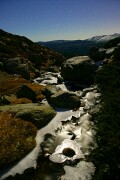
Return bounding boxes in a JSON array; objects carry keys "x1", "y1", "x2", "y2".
[{"x1": 87, "y1": 33, "x2": 120, "y2": 42}]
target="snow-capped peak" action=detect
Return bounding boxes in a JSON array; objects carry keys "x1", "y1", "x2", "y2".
[{"x1": 86, "y1": 33, "x2": 120, "y2": 42}]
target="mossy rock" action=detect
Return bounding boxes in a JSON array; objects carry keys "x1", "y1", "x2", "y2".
[
  {"x1": 0, "y1": 112, "x2": 37, "y2": 167},
  {"x1": 0, "y1": 103, "x2": 56, "y2": 129},
  {"x1": 0, "y1": 94, "x2": 32, "y2": 105},
  {"x1": 50, "y1": 91, "x2": 81, "y2": 108},
  {"x1": 61, "y1": 56, "x2": 97, "y2": 84},
  {"x1": 44, "y1": 85, "x2": 61, "y2": 102}
]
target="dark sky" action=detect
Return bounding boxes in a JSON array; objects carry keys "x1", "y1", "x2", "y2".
[{"x1": 0, "y1": 0, "x2": 120, "y2": 41}]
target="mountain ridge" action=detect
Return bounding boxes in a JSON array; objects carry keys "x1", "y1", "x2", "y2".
[{"x1": 38, "y1": 33, "x2": 120, "y2": 58}]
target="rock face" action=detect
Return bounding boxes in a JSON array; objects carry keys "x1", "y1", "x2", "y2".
[
  {"x1": 0, "y1": 104, "x2": 56, "y2": 129},
  {"x1": 50, "y1": 91, "x2": 81, "y2": 108},
  {"x1": 61, "y1": 56, "x2": 97, "y2": 84}
]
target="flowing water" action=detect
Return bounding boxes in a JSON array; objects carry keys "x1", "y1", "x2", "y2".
[{"x1": 0, "y1": 72, "x2": 101, "y2": 180}]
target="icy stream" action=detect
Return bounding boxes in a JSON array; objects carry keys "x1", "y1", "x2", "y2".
[{"x1": 0, "y1": 72, "x2": 101, "y2": 180}]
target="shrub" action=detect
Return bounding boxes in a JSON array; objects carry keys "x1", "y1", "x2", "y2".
[{"x1": 0, "y1": 112, "x2": 37, "y2": 167}]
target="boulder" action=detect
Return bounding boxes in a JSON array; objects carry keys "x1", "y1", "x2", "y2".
[
  {"x1": 3, "y1": 57, "x2": 30, "y2": 79},
  {"x1": 50, "y1": 91, "x2": 81, "y2": 108},
  {"x1": 61, "y1": 56, "x2": 97, "y2": 84},
  {"x1": 0, "y1": 103, "x2": 56, "y2": 129},
  {"x1": 89, "y1": 47, "x2": 106, "y2": 61},
  {"x1": 15, "y1": 85, "x2": 36, "y2": 102},
  {"x1": 44, "y1": 85, "x2": 61, "y2": 100}
]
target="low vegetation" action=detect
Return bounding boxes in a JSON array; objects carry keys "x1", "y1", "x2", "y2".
[
  {"x1": 0, "y1": 112, "x2": 37, "y2": 167},
  {"x1": 0, "y1": 29, "x2": 65, "y2": 72},
  {"x1": 90, "y1": 52, "x2": 120, "y2": 179},
  {"x1": 0, "y1": 71, "x2": 45, "y2": 101},
  {"x1": 104, "y1": 36, "x2": 120, "y2": 48}
]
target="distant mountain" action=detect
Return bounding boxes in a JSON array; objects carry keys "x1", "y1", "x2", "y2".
[
  {"x1": 87, "y1": 33, "x2": 120, "y2": 42},
  {"x1": 38, "y1": 33, "x2": 120, "y2": 58}
]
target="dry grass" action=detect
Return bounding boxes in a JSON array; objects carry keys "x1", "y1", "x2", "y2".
[
  {"x1": 10, "y1": 97, "x2": 32, "y2": 105},
  {"x1": 0, "y1": 112, "x2": 37, "y2": 167},
  {"x1": 0, "y1": 71, "x2": 27, "y2": 95},
  {"x1": 27, "y1": 83, "x2": 46, "y2": 101},
  {"x1": 0, "y1": 71, "x2": 46, "y2": 101}
]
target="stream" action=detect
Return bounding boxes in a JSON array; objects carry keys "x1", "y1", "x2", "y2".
[{"x1": 0, "y1": 72, "x2": 101, "y2": 180}]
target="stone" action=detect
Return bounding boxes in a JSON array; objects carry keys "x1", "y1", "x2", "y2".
[
  {"x1": 50, "y1": 91, "x2": 81, "y2": 108},
  {"x1": 89, "y1": 47, "x2": 106, "y2": 61},
  {"x1": 15, "y1": 85, "x2": 36, "y2": 102},
  {"x1": 0, "y1": 103, "x2": 56, "y2": 129},
  {"x1": 44, "y1": 85, "x2": 61, "y2": 101},
  {"x1": 61, "y1": 56, "x2": 97, "y2": 84}
]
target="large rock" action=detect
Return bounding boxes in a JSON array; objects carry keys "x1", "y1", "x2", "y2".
[
  {"x1": 44, "y1": 85, "x2": 61, "y2": 100},
  {"x1": 16, "y1": 85, "x2": 37, "y2": 102},
  {"x1": 89, "y1": 47, "x2": 106, "y2": 61},
  {"x1": 3, "y1": 57, "x2": 30, "y2": 79},
  {"x1": 0, "y1": 103, "x2": 56, "y2": 129},
  {"x1": 61, "y1": 56, "x2": 97, "y2": 84},
  {"x1": 50, "y1": 91, "x2": 81, "y2": 108}
]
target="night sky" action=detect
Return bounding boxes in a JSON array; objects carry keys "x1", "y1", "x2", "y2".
[{"x1": 0, "y1": 0, "x2": 120, "y2": 41}]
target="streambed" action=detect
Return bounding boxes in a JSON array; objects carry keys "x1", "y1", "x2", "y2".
[{"x1": 0, "y1": 72, "x2": 101, "y2": 180}]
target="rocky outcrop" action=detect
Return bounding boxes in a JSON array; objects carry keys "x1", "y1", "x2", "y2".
[
  {"x1": 3, "y1": 57, "x2": 30, "y2": 79},
  {"x1": 61, "y1": 56, "x2": 97, "y2": 84},
  {"x1": 0, "y1": 29, "x2": 65, "y2": 78},
  {"x1": 0, "y1": 104, "x2": 56, "y2": 129},
  {"x1": 50, "y1": 91, "x2": 81, "y2": 108}
]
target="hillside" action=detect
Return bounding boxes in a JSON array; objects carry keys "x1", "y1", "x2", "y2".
[
  {"x1": 38, "y1": 33, "x2": 120, "y2": 58},
  {"x1": 0, "y1": 29, "x2": 65, "y2": 78},
  {"x1": 89, "y1": 38, "x2": 120, "y2": 179}
]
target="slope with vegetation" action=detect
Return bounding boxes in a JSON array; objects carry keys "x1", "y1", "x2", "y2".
[
  {"x1": 38, "y1": 34, "x2": 120, "y2": 58},
  {"x1": 0, "y1": 29, "x2": 65, "y2": 78},
  {"x1": 0, "y1": 29, "x2": 60, "y2": 168},
  {"x1": 89, "y1": 38, "x2": 120, "y2": 179}
]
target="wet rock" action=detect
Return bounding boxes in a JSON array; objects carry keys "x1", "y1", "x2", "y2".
[
  {"x1": 49, "y1": 139, "x2": 84, "y2": 163},
  {"x1": 50, "y1": 91, "x2": 81, "y2": 108},
  {"x1": 0, "y1": 104, "x2": 56, "y2": 129},
  {"x1": 85, "y1": 92, "x2": 95, "y2": 102},
  {"x1": 15, "y1": 85, "x2": 37, "y2": 102},
  {"x1": 45, "y1": 85, "x2": 61, "y2": 98},
  {"x1": 82, "y1": 86, "x2": 98, "y2": 96},
  {"x1": 61, "y1": 56, "x2": 97, "y2": 84},
  {"x1": 57, "y1": 75, "x2": 64, "y2": 84}
]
